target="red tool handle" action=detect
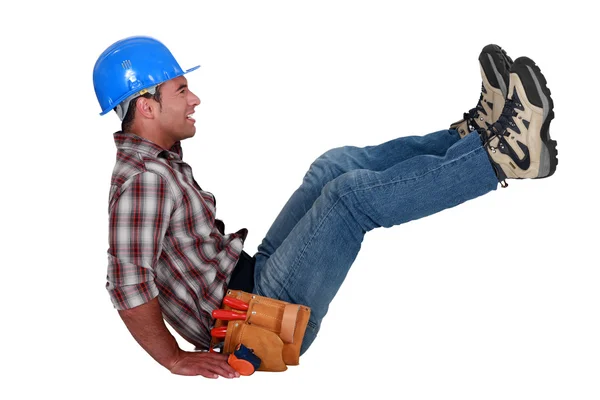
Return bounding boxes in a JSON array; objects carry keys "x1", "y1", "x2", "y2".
[
  {"x1": 212, "y1": 309, "x2": 247, "y2": 320},
  {"x1": 211, "y1": 326, "x2": 227, "y2": 338},
  {"x1": 223, "y1": 296, "x2": 249, "y2": 311}
]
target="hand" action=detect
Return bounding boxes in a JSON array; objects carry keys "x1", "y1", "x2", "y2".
[{"x1": 169, "y1": 350, "x2": 241, "y2": 379}]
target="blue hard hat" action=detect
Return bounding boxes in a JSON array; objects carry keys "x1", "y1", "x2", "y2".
[{"x1": 93, "y1": 36, "x2": 200, "y2": 116}]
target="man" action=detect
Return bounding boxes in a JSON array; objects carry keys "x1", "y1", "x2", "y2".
[{"x1": 93, "y1": 36, "x2": 557, "y2": 379}]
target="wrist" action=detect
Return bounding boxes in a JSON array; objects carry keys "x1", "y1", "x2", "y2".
[{"x1": 163, "y1": 346, "x2": 184, "y2": 371}]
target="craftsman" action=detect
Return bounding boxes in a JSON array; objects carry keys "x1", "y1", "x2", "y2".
[{"x1": 93, "y1": 36, "x2": 557, "y2": 378}]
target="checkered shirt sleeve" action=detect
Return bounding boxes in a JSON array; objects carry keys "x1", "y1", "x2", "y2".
[{"x1": 106, "y1": 171, "x2": 173, "y2": 310}]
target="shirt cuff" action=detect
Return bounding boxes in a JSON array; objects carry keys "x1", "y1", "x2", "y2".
[{"x1": 107, "y1": 280, "x2": 159, "y2": 310}]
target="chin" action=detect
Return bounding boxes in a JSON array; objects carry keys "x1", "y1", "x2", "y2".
[
  {"x1": 182, "y1": 125, "x2": 196, "y2": 136},
  {"x1": 183, "y1": 130, "x2": 196, "y2": 140}
]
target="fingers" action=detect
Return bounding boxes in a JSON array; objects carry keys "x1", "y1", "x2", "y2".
[
  {"x1": 205, "y1": 360, "x2": 240, "y2": 379},
  {"x1": 201, "y1": 353, "x2": 240, "y2": 377},
  {"x1": 169, "y1": 351, "x2": 241, "y2": 378}
]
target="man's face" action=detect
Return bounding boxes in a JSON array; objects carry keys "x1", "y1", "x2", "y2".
[{"x1": 154, "y1": 76, "x2": 200, "y2": 145}]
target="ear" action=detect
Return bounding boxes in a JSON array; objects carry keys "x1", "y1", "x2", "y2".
[{"x1": 136, "y1": 97, "x2": 155, "y2": 119}]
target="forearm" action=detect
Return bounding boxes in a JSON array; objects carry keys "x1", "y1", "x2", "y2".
[{"x1": 118, "y1": 297, "x2": 180, "y2": 370}]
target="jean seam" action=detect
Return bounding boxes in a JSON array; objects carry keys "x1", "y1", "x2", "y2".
[{"x1": 348, "y1": 145, "x2": 486, "y2": 194}]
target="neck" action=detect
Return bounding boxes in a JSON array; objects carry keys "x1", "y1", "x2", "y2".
[{"x1": 129, "y1": 124, "x2": 175, "y2": 150}]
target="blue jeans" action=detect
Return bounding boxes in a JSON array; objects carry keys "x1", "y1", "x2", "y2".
[{"x1": 252, "y1": 129, "x2": 498, "y2": 354}]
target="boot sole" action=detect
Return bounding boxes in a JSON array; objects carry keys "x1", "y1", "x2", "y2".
[
  {"x1": 479, "y1": 44, "x2": 514, "y2": 99},
  {"x1": 511, "y1": 57, "x2": 558, "y2": 178}
]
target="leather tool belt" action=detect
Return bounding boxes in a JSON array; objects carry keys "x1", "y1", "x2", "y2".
[{"x1": 210, "y1": 289, "x2": 311, "y2": 372}]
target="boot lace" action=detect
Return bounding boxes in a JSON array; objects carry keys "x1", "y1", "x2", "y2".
[
  {"x1": 478, "y1": 97, "x2": 519, "y2": 189},
  {"x1": 480, "y1": 97, "x2": 518, "y2": 149},
  {"x1": 462, "y1": 83, "x2": 488, "y2": 131}
]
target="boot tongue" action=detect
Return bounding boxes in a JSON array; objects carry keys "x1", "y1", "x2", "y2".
[{"x1": 491, "y1": 120, "x2": 505, "y2": 135}]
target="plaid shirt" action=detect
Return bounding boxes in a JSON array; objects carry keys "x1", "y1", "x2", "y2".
[{"x1": 106, "y1": 132, "x2": 247, "y2": 349}]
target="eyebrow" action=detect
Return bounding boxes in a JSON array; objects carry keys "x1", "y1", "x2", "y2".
[{"x1": 176, "y1": 84, "x2": 188, "y2": 92}]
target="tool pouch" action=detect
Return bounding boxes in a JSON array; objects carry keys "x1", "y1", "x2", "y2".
[{"x1": 210, "y1": 289, "x2": 311, "y2": 372}]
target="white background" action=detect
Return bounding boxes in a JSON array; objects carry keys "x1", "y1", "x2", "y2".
[{"x1": 2, "y1": 1, "x2": 598, "y2": 399}]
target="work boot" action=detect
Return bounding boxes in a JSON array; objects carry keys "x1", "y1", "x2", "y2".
[
  {"x1": 481, "y1": 56, "x2": 558, "y2": 187},
  {"x1": 450, "y1": 44, "x2": 513, "y2": 137}
]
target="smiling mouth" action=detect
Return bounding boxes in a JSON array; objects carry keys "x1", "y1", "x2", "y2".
[{"x1": 187, "y1": 113, "x2": 195, "y2": 122}]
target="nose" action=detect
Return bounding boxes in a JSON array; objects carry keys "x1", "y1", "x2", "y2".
[{"x1": 189, "y1": 90, "x2": 200, "y2": 106}]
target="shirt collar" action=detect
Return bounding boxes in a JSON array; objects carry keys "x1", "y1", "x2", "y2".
[{"x1": 114, "y1": 132, "x2": 183, "y2": 160}]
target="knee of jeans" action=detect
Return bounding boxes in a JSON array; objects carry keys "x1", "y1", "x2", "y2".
[
  {"x1": 318, "y1": 146, "x2": 351, "y2": 161},
  {"x1": 303, "y1": 147, "x2": 347, "y2": 185},
  {"x1": 322, "y1": 171, "x2": 379, "y2": 232},
  {"x1": 320, "y1": 174, "x2": 346, "y2": 204},
  {"x1": 322, "y1": 165, "x2": 360, "y2": 199}
]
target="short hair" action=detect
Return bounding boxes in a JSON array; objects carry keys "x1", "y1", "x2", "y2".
[{"x1": 121, "y1": 86, "x2": 163, "y2": 132}]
